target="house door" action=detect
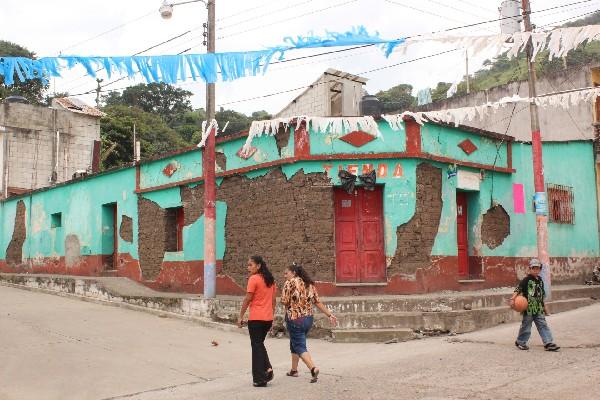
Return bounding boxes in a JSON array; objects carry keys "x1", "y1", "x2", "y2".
[
  {"x1": 101, "y1": 203, "x2": 118, "y2": 270},
  {"x1": 456, "y1": 192, "x2": 469, "y2": 276},
  {"x1": 334, "y1": 186, "x2": 386, "y2": 283}
]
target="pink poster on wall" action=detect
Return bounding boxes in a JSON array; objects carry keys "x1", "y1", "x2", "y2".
[{"x1": 513, "y1": 183, "x2": 525, "y2": 214}]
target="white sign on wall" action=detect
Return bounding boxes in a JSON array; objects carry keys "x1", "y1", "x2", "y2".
[{"x1": 457, "y1": 170, "x2": 481, "y2": 191}]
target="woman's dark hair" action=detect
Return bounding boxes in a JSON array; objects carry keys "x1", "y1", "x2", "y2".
[
  {"x1": 250, "y1": 255, "x2": 274, "y2": 287},
  {"x1": 288, "y1": 262, "x2": 314, "y2": 286}
]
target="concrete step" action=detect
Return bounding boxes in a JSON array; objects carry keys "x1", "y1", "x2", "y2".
[
  {"x1": 100, "y1": 270, "x2": 119, "y2": 277},
  {"x1": 331, "y1": 328, "x2": 415, "y2": 343},
  {"x1": 323, "y1": 286, "x2": 600, "y2": 314},
  {"x1": 547, "y1": 297, "x2": 595, "y2": 314}
]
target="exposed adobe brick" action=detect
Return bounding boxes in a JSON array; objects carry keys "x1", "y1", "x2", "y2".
[
  {"x1": 137, "y1": 197, "x2": 171, "y2": 280},
  {"x1": 6, "y1": 200, "x2": 26, "y2": 266},
  {"x1": 274, "y1": 126, "x2": 291, "y2": 156},
  {"x1": 217, "y1": 168, "x2": 335, "y2": 288},
  {"x1": 180, "y1": 185, "x2": 203, "y2": 227},
  {"x1": 481, "y1": 204, "x2": 510, "y2": 249},
  {"x1": 215, "y1": 151, "x2": 227, "y2": 171},
  {"x1": 119, "y1": 215, "x2": 134, "y2": 243},
  {"x1": 388, "y1": 163, "x2": 443, "y2": 276}
]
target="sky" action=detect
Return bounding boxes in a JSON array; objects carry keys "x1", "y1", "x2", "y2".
[{"x1": 1, "y1": 0, "x2": 599, "y2": 115}]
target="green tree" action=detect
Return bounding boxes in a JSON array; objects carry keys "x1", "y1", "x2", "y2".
[
  {"x1": 0, "y1": 40, "x2": 48, "y2": 104},
  {"x1": 170, "y1": 108, "x2": 206, "y2": 143},
  {"x1": 430, "y1": 82, "x2": 453, "y2": 103},
  {"x1": 250, "y1": 110, "x2": 271, "y2": 121},
  {"x1": 100, "y1": 105, "x2": 187, "y2": 169},
  {"x1": 102, "y1": 83, "x2": 193, "y2": 124},
  {"x1": 375, "y1": 84, "x2": 416, "y2": 113}
]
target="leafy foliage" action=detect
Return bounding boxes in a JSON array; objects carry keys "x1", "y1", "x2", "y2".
[
  {"x1": 0, "y1": 40, "x2": 48, "y2": 104},
  {"x1": 103, "y1": 83, "x2": 193, "y2": 124},
  {"x1": 375, "y1": 84, "x2": 415, "y2": 113},
  {"x1": 100, "y1": 105, "x2": 187, "y2": 169}
]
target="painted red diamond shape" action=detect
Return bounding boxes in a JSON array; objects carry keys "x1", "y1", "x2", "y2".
[
  {"x1": 458, "y1": 139, "x2": 478, "y2": 155},
  {"x1": 339, "y1": 130, "x2": 376, "y2": 147}
]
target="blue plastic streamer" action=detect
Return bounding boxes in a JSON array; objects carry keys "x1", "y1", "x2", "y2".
[{"x1": 0, "y1": 26, "x2": 404, "y2": 86}]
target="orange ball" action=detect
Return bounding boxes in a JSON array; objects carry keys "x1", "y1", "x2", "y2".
[{"x1": 512, "y1": 295, "x2": 528, "y2": 312}]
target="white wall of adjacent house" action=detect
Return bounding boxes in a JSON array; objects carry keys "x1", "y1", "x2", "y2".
[
  {"x1": 419, "y1": 65, "x2": 597, "y2": 142},
  {"x1": 0, "y1": 102, "x2": 100, "y2": 194},
  {"x1": 275, "y1": 71, "x2": 365, "y2": 118}
]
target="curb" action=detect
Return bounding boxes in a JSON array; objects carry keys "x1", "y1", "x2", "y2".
[{"x1": 0, "y1": 281, "x2": 246, "y2": 336}]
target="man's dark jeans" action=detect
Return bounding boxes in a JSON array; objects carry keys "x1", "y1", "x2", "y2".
[{"x1": 248, "y1": 320, "x2": 273, "y2": 384}]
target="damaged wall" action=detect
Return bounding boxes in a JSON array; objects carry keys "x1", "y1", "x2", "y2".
[
  {"x1": 6, "y1": 200, "x2": 26, "y2": 265},
  {"x1": 481, "y1": 205, "x2": 510, "y2": 249},
  {"x1": 388, "y1": 163, "x2": 443, "y2": 276},
  {"x1": 217, "y1": 168, "x2": 335, "y2": 287},
  {"x1": 119, "y1": 216, "x2": 134, "y2": 243},
  {"x1": 137, "y1": 196, "x2": 173, "y2": 280}
]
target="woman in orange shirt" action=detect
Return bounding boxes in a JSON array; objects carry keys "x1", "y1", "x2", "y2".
[
  {"x1": 281, "y1": 263, "x2": 337, "y2": 383},
  {"x1": 238, "y1": 255, "x2": 277, "y2": 387}
]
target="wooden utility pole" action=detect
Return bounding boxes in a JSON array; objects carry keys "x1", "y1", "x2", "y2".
[
  {"x1": 95, "y1": 78, "x2": 103, "y2": 107},
  {"x1": 203, "y1": 0, "x2": 217, "y2": 298},
  {"x1": 521, "y1": 0, "x2": 551, "y2": 296}
]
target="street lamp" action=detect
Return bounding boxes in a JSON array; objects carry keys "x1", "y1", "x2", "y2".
[{"x1": 159, "y1": 0, "x2": 217, "y2": 299}]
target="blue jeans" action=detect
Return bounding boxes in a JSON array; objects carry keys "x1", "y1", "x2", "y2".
[
  {"x1": 516, "y1": 313, "x2": 554, "y2": 346},
  {"x1": 286, "y1": 315, "x2": 314, "y2": 355}
]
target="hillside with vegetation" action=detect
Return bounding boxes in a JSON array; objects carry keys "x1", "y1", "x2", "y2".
[{"x1": 377, "y1": 11, "x2": 600, "y2": 109}]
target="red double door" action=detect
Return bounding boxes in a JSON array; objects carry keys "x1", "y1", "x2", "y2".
[{"x1": 334, "y1": 187, "x2": 386, "y2": 283}]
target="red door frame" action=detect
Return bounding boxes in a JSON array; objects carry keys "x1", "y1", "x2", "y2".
[
  {"x1": 112, "y1": 204, "x2": 118, "y2": 269},
  {"x1": 456, "y1": 192, "x2": 469, "y2": 276},
  {"x1": 176, "y1": 207, "x2": 185, "y2": 252},
  {"x1": 334, "y1": 186, "x2": 386, "y2": 283}
]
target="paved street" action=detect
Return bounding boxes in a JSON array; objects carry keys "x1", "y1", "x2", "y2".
[{"x1": 1, "y1": 284, "x2": 599, "y2": 400}]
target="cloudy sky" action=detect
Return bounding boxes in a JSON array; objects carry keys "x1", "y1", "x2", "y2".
[{"x1": 1, "y1": 0, "x2": 598, "y2": 115}]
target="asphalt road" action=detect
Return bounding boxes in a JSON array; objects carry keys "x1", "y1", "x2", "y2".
[{"x1": 1, "y1": 284, "x2": 599, "y2": 400}]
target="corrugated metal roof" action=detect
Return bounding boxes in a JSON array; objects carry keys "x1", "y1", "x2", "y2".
[{"x1": 52, "y1": 97, "x2": 104, "y2": 117}]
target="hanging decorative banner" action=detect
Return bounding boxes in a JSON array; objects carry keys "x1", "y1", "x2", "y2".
[
  {"x1": 238, "y1": 85, "x2": 600, "y2": 151},
  {"x1": 0, "y1": 26, "x2": 403, "y2": 86},
  {"x1": 383, "y1": 87, "x2": 600, "y2": 131},
  {"x1": 394, "y1": 25, "x2": 600, "y2": 61},
  {"x1": 241, "y1": 115, "x2": 381, "y2": 154}
]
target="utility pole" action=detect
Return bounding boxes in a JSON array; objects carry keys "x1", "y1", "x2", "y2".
[
  {"x1": 95, "y1": 78, "x2": 103, "y2": 108},
  {"x1": 465, "y1": 50, "x2": 470, "y2": 94},
  {"x1": 132, "y1": 123, "x2": 137, "y2": 163},
  {"x1": 521, "y1": 0, "x2": 551, "y2": 296},
  {"x1": 203, "y1": 0, "x2": 217, "y2": 298}
]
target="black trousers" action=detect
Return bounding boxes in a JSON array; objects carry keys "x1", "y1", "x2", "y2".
[{"x1": 247, "y1": 320, "x2": 273, "y2": 383}]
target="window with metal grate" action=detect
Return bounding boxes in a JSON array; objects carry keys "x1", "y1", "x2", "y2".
[{"x1": 547, "y1": 184, "x2": 575, "y2": 224}]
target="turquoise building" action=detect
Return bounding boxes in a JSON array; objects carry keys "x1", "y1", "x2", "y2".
[{"x1": 1, "y1": 117, "x2": 597, "y2": 295}]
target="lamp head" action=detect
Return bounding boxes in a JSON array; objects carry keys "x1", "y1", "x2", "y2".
[{"x1": 159, "y1": 2, "x2": 174, "y2": 19}]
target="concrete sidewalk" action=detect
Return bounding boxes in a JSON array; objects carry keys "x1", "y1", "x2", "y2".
[
  {"x1": 1, "y1": 284, "x2": 599, "y2": 400},
  {"x1": 2, "y1": 273, "x2": 599, "y2": 342}
]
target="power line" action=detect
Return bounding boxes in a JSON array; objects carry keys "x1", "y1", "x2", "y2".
[
  {"x1": 216, "y1": 0, "x2": 360, "y2": 41},
  {"x1": 56, "y1": 8, "x2": 156, "y2": 55},
  {"x1": 217, "y1": 49, "x2": 461, "y2": 106},
  {"x1": 63, "y1": 29, "x2": 195, "y2": 92},
  {"x1": 216, "y1": 0, "x2": 315, "y2": 32},
  {"x1": 423, "y1": 0, "x2": 494, "y2": 21},
  {"x1": 70, "y1": 0, "x2": 598, "y2": 99},
  {"x1": 455, "y1": 0, "x2": 499, "y2": 15},
  {"x1": 541, "y1": 9, "x2": 600, "y2": 27}
]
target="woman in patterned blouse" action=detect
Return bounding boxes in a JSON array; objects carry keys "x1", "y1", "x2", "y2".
[{"x1": 281, "y1": 263, "x2": 337, "y2": 383}]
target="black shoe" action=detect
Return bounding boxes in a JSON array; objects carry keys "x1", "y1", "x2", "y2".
[
  {"x1": 515, "y1": 341, "x2": 529, "y2": 350},
  {"x1": 253, "y1": 381, "x2": 267, "y2": 387},
  {"x1": 545, "y1": 343, "x2": 560, "y2": 351},
  {"x1": 266, "y1": 369, "x2": 274, "y2": 382}
]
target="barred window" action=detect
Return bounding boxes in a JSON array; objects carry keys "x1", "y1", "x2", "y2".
[{"x1": 547, "y1": 184, "x2": 574, "y2": 224}]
